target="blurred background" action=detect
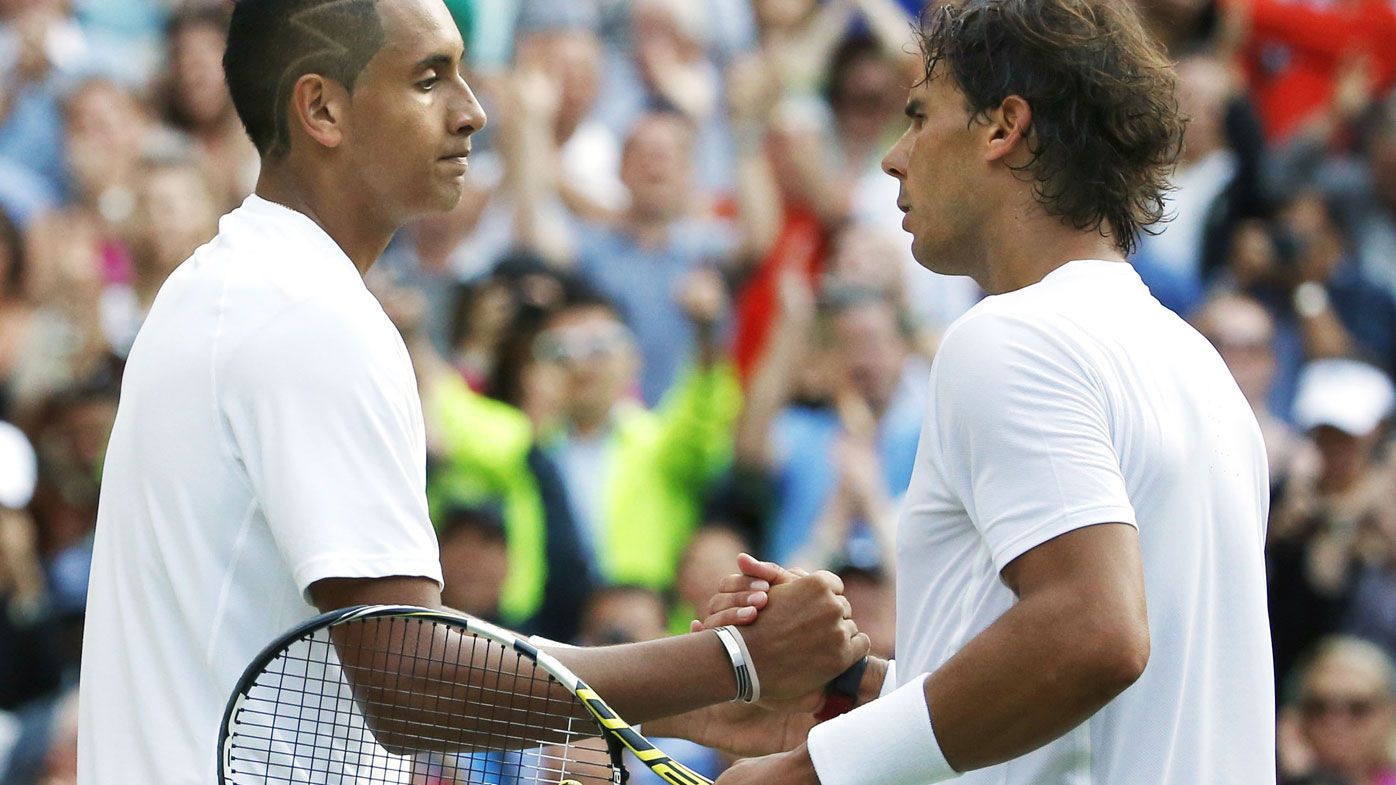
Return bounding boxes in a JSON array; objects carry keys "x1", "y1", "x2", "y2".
[{"x1": 1, "y1": 0, "x2": 1395, "y2": 782}]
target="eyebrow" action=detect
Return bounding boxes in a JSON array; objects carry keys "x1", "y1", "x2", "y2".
[{"x1": 412, "y1": 51, "x2": 461, "y2": 73}]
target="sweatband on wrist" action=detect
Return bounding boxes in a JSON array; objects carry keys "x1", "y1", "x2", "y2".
[
  {"x1": 711, "y1": 625, "x2": 761, "y2": 702},
  {"x1": 806, "y1": 673, "x2": 956, "y2": 785}
]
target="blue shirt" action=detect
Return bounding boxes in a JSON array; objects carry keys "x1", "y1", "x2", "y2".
[
  {"x1": 765, "y1": 371, "x2": 927, "y2": 565},
  {"x1": 576, "y1": 220, "x2": 735, "y2": 406}
]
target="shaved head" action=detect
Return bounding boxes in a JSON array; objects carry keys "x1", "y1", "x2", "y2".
[{"x1": 224, "y1": 0, "x2": 387, "y2": 158}]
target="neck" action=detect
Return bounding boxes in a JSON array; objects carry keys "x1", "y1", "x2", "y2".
[
  {"x1": 624, "y1": 212, "x2": 674, "y2": 247},
  {"x1": 570, "y1": 408, "x2": 614, "y2": 439},
  {"x1": 972, "y1": 194, "x2": 1126, "y2": 294},
  {"x1": 254, "y1": 160, "x2": 397, "y2": 275}
]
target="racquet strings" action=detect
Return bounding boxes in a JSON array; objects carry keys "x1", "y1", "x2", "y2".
[{"x1": 224, "y1": 615, "x2": 618, "y2": 784}]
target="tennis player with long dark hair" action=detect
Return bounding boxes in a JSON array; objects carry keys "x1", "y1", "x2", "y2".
[
  {"x1": 699, "y1": 1, "x2": 1275, "y2": 783},
  {"x1": 74, "y1": 2, "x2": 868, "y2": 784}
]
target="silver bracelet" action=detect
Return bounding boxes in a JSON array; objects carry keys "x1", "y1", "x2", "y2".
[{"x1": 712, "y1": 626, "x2": 761, "y2": 703}]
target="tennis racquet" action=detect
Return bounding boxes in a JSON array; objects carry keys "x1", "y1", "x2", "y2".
[{"x1": 217, "y1": 604, "x2": 712, "y2": 785}]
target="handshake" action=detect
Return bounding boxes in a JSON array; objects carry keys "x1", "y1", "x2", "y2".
[{"x1": 689, "y1": 553, "x2": 870, "y2": 705}]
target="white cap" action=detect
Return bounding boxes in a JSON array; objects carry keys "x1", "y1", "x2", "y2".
[
  {"x1": 1292, "y1": 358, "x2": 1396, "y2": 437},
  {"x1": 0, "y1": 421, "x2": 37, "y2": 509}
]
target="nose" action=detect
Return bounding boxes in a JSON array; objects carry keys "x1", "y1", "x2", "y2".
[
  {"x1": 882, "y1": 131, "x2": 910, "y2": 180},
  {"x1": 450, "y1": 75, "x2": 488, "y2": 136}
]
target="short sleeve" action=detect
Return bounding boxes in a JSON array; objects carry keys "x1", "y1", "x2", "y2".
[
  {"x1": 220, "y1": 295, "x2": 442, "y2": 598},
  {"x1": 933, "y1": 311, "x2": 1136, "y2": 573}
]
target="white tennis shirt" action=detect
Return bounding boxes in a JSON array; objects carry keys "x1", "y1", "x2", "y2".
[
  {"x1": 77, "y1": 195, "x2": 443, "y2": 785},
  {"x1": 890, "y1": 260, "x2": 1274, "y2": 784}
]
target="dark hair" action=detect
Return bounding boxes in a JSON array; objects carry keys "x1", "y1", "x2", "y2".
[
  {"x1": 163, "y1": 3, "x2": 233, "y2": 131},
  {"x1": 550, "y1": 287, "x2": 627, "y2": 327},
  {"x1": 825, "y1": 33, "x2": 886, "y2": 109},
  {"x1": 438, "y1": 503, "x2": 508, "y2": 544},
  {"x1": 223, "y1": 0, "x2": 386, "y2": 159},
  {"x1": 167, "y1": 3, "x2": 231, "y2": 42},
  {"x1": 0, "y1": 206, "x2": 24, "y2": 298},
  {"x1": 916, "y1": 0, "x2": 1184, "y2": 255}
]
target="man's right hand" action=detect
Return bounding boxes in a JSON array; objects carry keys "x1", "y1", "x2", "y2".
[
  {"x1": 692, "y1": 554, "x2": 813, "y2": 631},
  {"x1": 706, "y1": 562, "x2": 866, "y2": 701}
]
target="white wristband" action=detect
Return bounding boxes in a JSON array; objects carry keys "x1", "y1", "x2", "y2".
[
  {"x1": 807, "y1": 673, "x2": 956, "y2": 785},
  {"x1": 712, "y1": 626, "x2": 761, "y2": 702}
]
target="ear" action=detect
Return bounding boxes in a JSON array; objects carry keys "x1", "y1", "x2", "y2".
[
  {"x1": 289, "y1": 74, "x2": 349, "y2": 152},
  {"x1": 984, "y1": 95, "x2": 1032, "y2": 164}
]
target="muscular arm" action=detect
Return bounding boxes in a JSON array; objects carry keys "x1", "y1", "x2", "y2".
[
  {"x1": 308, "y1": 572, "x2": 866, "y2": 753},
  {"x1": 924, "y1": 522, "x2": 1149, "y2": 771}
]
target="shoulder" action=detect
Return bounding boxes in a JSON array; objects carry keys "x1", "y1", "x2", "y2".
[
  {"x1": 936, "y1": 299, "x2": 1099, "y2": 378},
  {"x1": 220, "y1": 289, "x2": 400, "y2": 393}
]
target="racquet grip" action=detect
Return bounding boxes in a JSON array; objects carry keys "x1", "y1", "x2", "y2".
[{"x1": 814, "y1": 656, "x2": 870, "y2": 722}]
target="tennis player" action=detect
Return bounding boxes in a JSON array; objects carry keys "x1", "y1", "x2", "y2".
[
  {"x1": 75, "y1": 2, "x2": 867, "y2": 784},
  {"x1": 693, "y1": 1, "x2": 1275, "y2": 784}
]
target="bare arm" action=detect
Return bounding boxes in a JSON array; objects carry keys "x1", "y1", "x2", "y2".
[
  {"x1": 308, "y1": 571, "x2": 867, "y2": 752},
  {"x1": 922, "y1": 522, "x2": 1149, "y2": 770},
  {"x1": 698, "y1": 525, "x2": 1148, "y2": 782}
]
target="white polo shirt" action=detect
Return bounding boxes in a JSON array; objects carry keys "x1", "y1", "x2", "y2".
[
  {"x1": 77, "y1": 195, "x2": 443, "y2": 785},
  {"x1": 891, "y1": 260, "x2": 1274, "y2": 784}
]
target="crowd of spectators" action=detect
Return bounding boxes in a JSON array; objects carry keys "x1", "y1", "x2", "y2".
[{"x1": 1, "y1": 0, "x2": 1395, "y2": 782}]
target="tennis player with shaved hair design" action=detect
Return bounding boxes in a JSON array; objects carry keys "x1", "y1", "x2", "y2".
[
  {"x1": 75, "y1": 2, "x2": 867, "y2": 784},
  {"x1": 694, "y1": 1, "x2": 1276, "y2": 784}
]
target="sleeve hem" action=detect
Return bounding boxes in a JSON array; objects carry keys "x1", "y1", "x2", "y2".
[
  {"x1": 989, "y1": 504, "x2": 1138, "y2": 575},
  {"x1": 294, "y1": 554, "x2": 445, "y2": 603}
]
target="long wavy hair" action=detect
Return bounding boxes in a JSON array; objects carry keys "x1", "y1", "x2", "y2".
[{"x1": 916, "y1": 0, "x2": 1185, "y2": 255}]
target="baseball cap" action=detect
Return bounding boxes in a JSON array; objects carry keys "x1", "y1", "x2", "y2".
[
  {"x1": 1292, "y1": 358, "x2": 1396, "y2": 437},
  {"x1": 0, "y1": 421, "x2": 37, "y2": 510}
]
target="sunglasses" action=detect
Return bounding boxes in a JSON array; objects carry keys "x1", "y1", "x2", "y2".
[
  {"x1": 534, "y1": 326, "x2": 632, "y2": 364},
  {"x1": 1298, "y1": 695, "x2": 1386, "y2": 720}
]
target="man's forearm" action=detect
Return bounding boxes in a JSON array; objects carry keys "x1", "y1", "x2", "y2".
[
  {"x1": 922, "y1": 584, "x2": 1147, "y2": 771},
  {"x1": 553, "y1": 632, "x2": 738, "y2": 723}
]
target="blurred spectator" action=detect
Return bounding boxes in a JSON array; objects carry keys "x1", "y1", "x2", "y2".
[
  {"x1": 1223, "y1": 193, "x2": 1396, "y2": 417},
  {"x1": 574, "y1": 112, "x2": 739, "y2": 406},
  {"x1": 100, "y1": 147, "x2": 219, "y2": 357},
  {"x1": 0, "y1": 419, "x2": 62, "y2": 711},
  {"x1": 671, "y1": 524, "x2": 752, "y2": 633},
  {"x1": 6, "y1": 213, "x2": 115, "y2": 423},
  {"x1": 0, "y1": 207, "x2": 31, "y2": 420},
  {"x1": 1292, "y1": 94, "x2": 1396, "y2": 301},
  {"x1": 1279, "y1": 637, "x2": 1396, "y2": 785},
  {"x1": 750, "y1": 287, "x2": 923, "y2": 567},
  {"x1": 1228, "y1": 0, "x2": 1396, "y2": 144},
  {"x1": 535, "y1": 287, "x2": 741, "y2": 591},
  {"x1": 577, "y1": 584, "x2": 669, "y2": 647},
  {"x1": 837, "y1": 564, "x2": 895, "y2": 660},
  {"x1": 371, "y1": 268, "x2": 592, "y2": 642},
  {"x1": 453, "y1": 5, "x2": 622, "y2": 276},
  {"x1": 1134, "y1": 52, "x2": 1270, "y2": 313},
  {"x1": 0, "y1": 0, "x2": 95, "y2": 197},
  {"x1": 1269, "y1": 359, "x2": 1396, "y2": 687},
  {"x1": 156, "y1": 3, "x2": 256, "y2": 210},
  {"x1": 61, "y1": 77, "x2": 148, "y2": 229},
  {"x1": 437, "y1": 504, "x2": 510, "y2": 623},
  {"x1": 1193, "y1": 291, "x2": 1300, "y2": 487}
]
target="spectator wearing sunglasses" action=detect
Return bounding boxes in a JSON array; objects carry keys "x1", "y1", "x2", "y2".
[
  {"x1": 533, "y1": 278, "x2": 740, "y2": 593},
  {"x1": 1280, "y1": 636, "x2": 1396, "y2": 785}
]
